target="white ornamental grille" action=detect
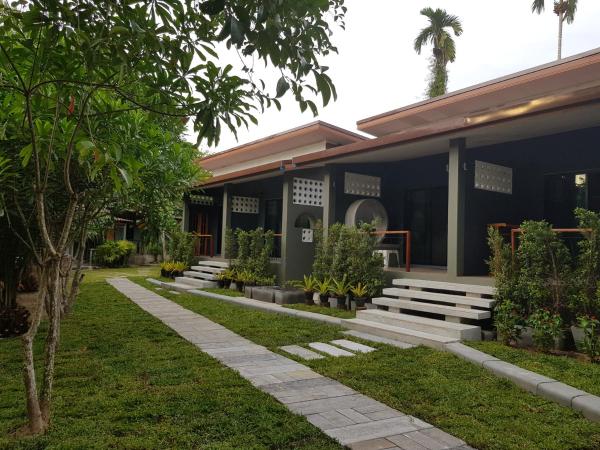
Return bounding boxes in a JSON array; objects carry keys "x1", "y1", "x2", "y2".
[
  {"x1": 189, "y1": 194, "x2": 213, "y2": 206},
  {"x1": 293, "y1": 177, "x2": 324, "y2": 207},
  {"x1": 344, "y1": 172, "x2": 381, "y2": 197},
  {"x1": 474, "y1": 161, "x2": 512, "y2": 194},
  {"x1": 231, "y1": 196, "x2": 259, "y2": 214}
]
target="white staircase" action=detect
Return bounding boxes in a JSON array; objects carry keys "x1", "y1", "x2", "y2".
[
  {"x1": 343, "y1": 278, "x2": 496, "y2": 348},
  {"x1": 170, "y1": 259, "x2": 229, "y2": 291}
]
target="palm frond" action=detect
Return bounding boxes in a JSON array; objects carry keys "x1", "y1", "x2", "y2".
[
  {"x1": 565, "y1": 0, "x2": 578, "y2": 24},
  {"x1": 414, "y1": 27, "x2": 432, "y2": 54},
  {"x1": 531, "y1": 0, "x2": 546, "y2": 14}
]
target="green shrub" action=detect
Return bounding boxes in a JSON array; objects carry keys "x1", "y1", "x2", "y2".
[
  {"x1": 577, "y1": 315, "x2": 600, "y2": 362},
  {"x1": 168, "y1": 230, "x2": 195, "y2": 268},
  {"x1": 95, "y1": 240, "x2": 136, "y2": 267},
  {"x1": 494, "y1": 300, "x2": 523, "y2": 345},
  {"x1": 528, "y1": 309, "x2": 563, "y2": 352},
  {"x1": 312, "y1": 222, "x2": 384, "y2": 296},
  {"x1": 225, "y1": 227, "x2": 275, "y2": 284},
  {"x1": 572, "y1": 208, "x2": 600, "y2": 319}
]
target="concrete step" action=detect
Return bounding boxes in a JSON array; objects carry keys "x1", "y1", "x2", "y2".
[
  {"x1": 382, "y1": 287, "x2": 495, "y2": 309},
  {"x1": 342, "y1": 318, "x2": 458, "y2": 350},
  {"x1": 164, "y1": 282, "x2": 199, "y2": 293},
  {"x1": 185, "y1": 270, "x2": 218, "y2": 280},
  {"x1": 197, "y1": 260, "x2": 229, "y2": 268},
  {"x1": 392, "y1": 278, "x2": 495, "y2": 296},
  {"x1": 188, "y1": 266, "x2": 223, "y2": 274},
  {"x1": 174, "y1": 277, "x2": 217, "y2": 289},
  {"x1": 357, "y1": 309, "x2": 481, "y2": 340},
  {"x1": 372, "y1": 297, "x2": 491, "y2": 320}
]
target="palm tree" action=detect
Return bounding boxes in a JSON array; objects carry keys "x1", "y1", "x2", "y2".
[
  {"x1": 414, "y1": 7, "x2": 463, "y2": 99},
  {"x1": 532, "y1": 0, "x2": 578, "y2": 60}
]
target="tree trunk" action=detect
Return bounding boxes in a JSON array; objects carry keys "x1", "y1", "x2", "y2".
[
  {"x1": 161, "y1": 230, "x2": 167, "y2": 261},
  {"x1": 39, "y1": 259, "x2": 62, "y2": 423},
  {"x1": 557, "y1": 10, "x2": 564, "y2": 60},
  {"x1": 20, "y1": 267, "x2": 46, "y2": 435}
]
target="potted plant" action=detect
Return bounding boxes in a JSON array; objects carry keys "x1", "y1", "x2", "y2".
[
  {"x1": 293, "y1": 275, "x2": 317, "y2": 305},
  {"x1": 331, "y1": 276, "x2": 351, "y2": 310},
  {"x1": 172, "y1": 261, "x2": 187, "y2": 278},
  {"x1": 215, "y1": 272, "x2": 226, "y2": 289},
  {"x1": 350, "y1": 282, "x2": 369, "y2": 308},
  {"x1": 235, "y1": 270, "x2": 252, "y2": 292},
  {"x1": 221, "y1": 268, "x2": 234, "y2": 289},
  {"x1": 315, "y1": 277, "x2": 332, "y2": 307}
]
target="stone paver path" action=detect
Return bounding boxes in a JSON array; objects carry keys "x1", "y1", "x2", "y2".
[
  {"x1": 108, "y1": 278, "x2": 474, "y2": 449},
  {"x1": 280, "y1": 345, "x2": 325, "y2": 360}
]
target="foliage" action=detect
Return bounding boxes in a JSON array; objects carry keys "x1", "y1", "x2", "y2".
[
  {"x1": 532, "y1": 0, "x2": 578, "y2": 59},
  {"x1": 315, "y1": 277, "x2": 332, "y2": 296},
  {"x1": 572, "y1": 208, "x2": 600, "y2": 319},
  {"x1": 528, "y1": 309, "x2": 563, "y2": 352},
  {"x1": 95, "y1": 240, "x2": 136, "y2": 267},
  {"x1": 292, "y1": 274, "x2": 317, "y2": 293},
  {"x1": 577, "y1": 315, "x2": 600, "y2": 363},
  {"x1": 226, "y1": 227, "x2": 275, "y2": 284},
  {"x1": 168, "y1": 231, "x2": 195, "y2": 268},
  {"x1": 350, "y1": 282, "x2": 369, "y2": 299},
  {"x1": 223, "y1": 227, "x2": 237, "y2": 261},
  {"x1": 331, "y1": 275, "x2": 351, "y2": 298},
  {"x1": 494, "y1": 300, "x2": 523, "y2": 345},
  {"x1": 312, "y1": 222, "x2": 384, "y2": 296},
  {"x1": 414, "y1": 7, "x2": 463, "y2": 98}
]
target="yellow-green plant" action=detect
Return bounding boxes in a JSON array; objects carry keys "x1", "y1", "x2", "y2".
[{"x1": 350, "y1": 282, "x2": 369, "y2": 298}]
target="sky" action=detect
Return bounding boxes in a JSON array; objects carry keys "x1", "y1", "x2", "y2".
[{"x1": 192, "y1": 0, "x2": 600, "y2": 153}]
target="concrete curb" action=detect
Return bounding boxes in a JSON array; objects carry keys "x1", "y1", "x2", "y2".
[
  {"x1": 146, "y1": 278, "x2": 342, "y2": 326},
  {"x1": 146, "y1": 278, "x2": 600, "y2": 423},
  {"x1": 444, "y1": 342, "x2": 600, "y2": 422}
]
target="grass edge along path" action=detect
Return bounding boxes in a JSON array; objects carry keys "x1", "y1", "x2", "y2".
[
  {"x1": 133, "y1": 277, "x2": 600, "y2": 450},
  {"x1": 468, "y1": 340, "x2": 600, "y2": 398},
  {"x1": 0, "y1": 278, "x2": 342, "y2": 450}
]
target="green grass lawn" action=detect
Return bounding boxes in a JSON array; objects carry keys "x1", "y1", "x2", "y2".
[
  {"x1": 0, "y1": 276, "x2": 341, "y2": 449},
  {"x1": 133, "y1": 277, "x2": 600, "y2": 450},
  {"x1": 202, "y1": 287, "x2": 245, "y2": 297},
  {"x1": 469, "y1": 340, "x2": 600, "y2": 397},
  {"x1": 82, "y1": 265, "x2": 160, "y2": 283},
  {"x1": 283, "y1": 303, "x2": 356, "y2": 319}
]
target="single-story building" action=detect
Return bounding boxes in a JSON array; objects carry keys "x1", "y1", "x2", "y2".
[{"x1": 183, "y1": 47, "x2": 600, "y2": 285}]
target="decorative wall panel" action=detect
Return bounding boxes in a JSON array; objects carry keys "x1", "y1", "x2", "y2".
[
  {"x1": 231, "y1": 196, "x2": 259, "y2": 214},
  {"x1": 344, "y1": 172, "x2": 381, "y2": 197},
  {"x1": 474, "y1": 160, "x2": 512, "y2": 194},
  {"x1": 292, "y1": 177, "x2": 324, "y2": 207},
  {"x1": 302, "y1": 228, "x2": 314, "y2": 243},
  {"x1": 189, "y1": 194, "x2": 213, "y2": 205}
]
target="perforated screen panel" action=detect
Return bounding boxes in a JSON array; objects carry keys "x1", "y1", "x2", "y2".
[
  {"x1": 231, "y1": 196, "x2": 259, "y2": 214},
  {"x1": 344, "y1": 172, "x2": 381, "y2": 197},
  {"x1": 474, "y1": 161, "x2": 512, "y2": 194},
  {"x1": 292, "y1": 177, "x2": 324, "y2": 207}
]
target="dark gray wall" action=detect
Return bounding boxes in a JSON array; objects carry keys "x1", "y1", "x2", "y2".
[{"x1": 464, "y1": 126, "x2": 600, "y2": 275}]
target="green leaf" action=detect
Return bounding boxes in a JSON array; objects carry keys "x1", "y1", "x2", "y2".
[
  {"x1": 230, "y1": 17, "x2": 243, "y2": 45},
  {"x1": 275, "y1": 76, "x2": 289, "y2": 98},
  {"x1": 19, "y1": 144, "x2": 32, "y2": 168}
]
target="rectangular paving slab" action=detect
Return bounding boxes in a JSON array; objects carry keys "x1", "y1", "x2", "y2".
[
  {"x1": 309, "y1": 342, "x2": 355, "y2": 357},
  {"x1": 280, "y1": 345, "x2": 325, "y2": 360},
  {"x1": 107, "y1": 278, "x2": 471, "y2": 450},
  {"x1": 331, "y1": 339, "x2": 376, "y2": 353}
]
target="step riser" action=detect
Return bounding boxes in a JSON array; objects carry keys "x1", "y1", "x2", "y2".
[
  {"x1": 342, "y1": 320, "x2": 450, "y2": 350},
  {"x1": 356, "y1": 311, "x2": 480, "y2": 340},
  {"x1": 190, "y1": 266, "x2": 224, "y2": 274},
  {"x1": 373, "y1": 298, "x2": 491, "y2": 320},
  {"x1": 174, "y1": 277, "x2": 216, "y2": 289},
  {"x1": 392, "y1": 279, "x2": 495, "y2": 296},
  {"x1": 184, "y1": 271, "x2": 218, "y2": 280},
  {"x1": 197, "y1": 260, "x2": 229, "y2": 268},
  {"x1": 382, "y1": 288, "x2": 494, "y2": 309}
]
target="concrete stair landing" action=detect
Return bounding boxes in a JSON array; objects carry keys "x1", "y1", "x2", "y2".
[{"x1": 166, "y1": 259, "x2": 230, "y2": 290}]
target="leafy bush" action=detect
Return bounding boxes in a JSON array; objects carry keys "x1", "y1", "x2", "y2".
[
  {"x1": 95, "y1": 240, "x2": 136, "y2": 267},
  {"x1": 312, "y1": 222, "x2": 384, "y2": 296},
  {"x1": 168, "y1": 231, "x2": 195, "y2": 268},
  {"x1": 160, "y1": 261, "x2": 186, "y2": 278},
  {"x1": 494, "y1": 300, "x2": 523, "y2": 345},
  {"x1": 572, "y1": 208, "x2": 600, "y2": 319},
  {"x1": 577, "y1": 315, "x2": 600, "y2": 362},
  {"x1": 224, "y1": 227, "x2": 275, "y2": 284},
  {"x1": 528, "y1": 309, "x2": 563, "y2": 352}
]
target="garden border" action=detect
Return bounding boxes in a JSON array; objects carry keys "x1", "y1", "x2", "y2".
[{"x1": 147, "y1": 277, "x2": 600, "y2": 423}]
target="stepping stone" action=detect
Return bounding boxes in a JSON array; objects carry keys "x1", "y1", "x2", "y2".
[
  {"x1": 154, "y1": 287, "x2": 163, "y2": 290},
  {"x1": 331, "y1": 339, "x2": 376, "y2": 353},
  {"x1": 168, "y1": 290, "x2": 181, "y2": 295},
  {"x1": 309, "y1": 342, "x2": 354, "y2": 357},
  {"x1": 280, "y1": 345, "x2": 325, "y2": 360}
]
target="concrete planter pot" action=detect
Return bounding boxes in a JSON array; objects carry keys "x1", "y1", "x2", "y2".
[
  {"x1": 319, "y1": 294, "x2": 330, "y2": 307},
  {"x1": 353, "y1": 297, "x2": 368, "y2": 308},
  {"x1": 571, "y1": 326, "x2": 586, "y2": 352},
  {"x1": 273, "y1": 288, "x2": 304, "y2": 305},
  {"x1": 334, "y1": 295, "x2": 348, "y2": 310},
  {"x1": 251, "y1": 286, "x2": 275, "y2": 303},
  {"x1": 244, "y1": 285, "x2": 253, "y2": 298},
  {"x1": 328, "y1": 297, "x2": 338, "y2": 308}
]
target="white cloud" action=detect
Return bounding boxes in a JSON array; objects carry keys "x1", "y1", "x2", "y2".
[{"x1": 192, "y1": 0, "x2": 600, "y2": 152}]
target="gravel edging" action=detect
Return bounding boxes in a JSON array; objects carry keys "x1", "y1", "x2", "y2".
[{"x1": 147, "y1": 277, "x2": 600, "y2": 423}]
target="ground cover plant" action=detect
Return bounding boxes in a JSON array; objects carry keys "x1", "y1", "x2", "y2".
[
  {"x1": 135, "y1": 277, "x2": 600, "y2": 450},
  {"x1": 283, "y1": 303, "x2": 356, "y2": 319},
  {"x1": 0, "y1": 275, "x2": 341, "y2": 449}
]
